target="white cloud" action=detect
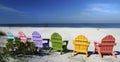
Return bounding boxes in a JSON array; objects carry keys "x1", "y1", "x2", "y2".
[
  {"x1": 88, "y1": 7, "x2": 111, "y2": 13},
  {"x1": 76, "y1": 3, "x2": 120, "y2": 21},
  {"x1": 0, "y1": 4, "x2": 22, "y2": 13},
  {"x1": 84, "y1": 3, "x2": 120, "y2": 14}
]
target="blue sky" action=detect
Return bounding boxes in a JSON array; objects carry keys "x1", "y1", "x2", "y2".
[{"x1": 0, "y1": 0, "x2": 120, "y2": 24}]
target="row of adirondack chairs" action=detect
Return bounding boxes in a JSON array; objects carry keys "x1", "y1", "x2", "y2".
[
  {"x1": 6, "y1": 32, "x2": 117, "y2": 58},
  {"x1": 72, "y1": 35, "x2": 116, "y2": 58},
  {"x1": 7, "y1": 31, "x2": 49, "y2": 49}
]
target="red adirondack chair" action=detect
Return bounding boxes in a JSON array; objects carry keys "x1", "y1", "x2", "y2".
[{"x1": 94, "y1": 35, "x2": 116, "y2": 58}]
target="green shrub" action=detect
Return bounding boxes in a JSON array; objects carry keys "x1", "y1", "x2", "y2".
[
  {"x1": 0, "y1": 47, "x2": 9, "y2": 62},
  {"x1": 0, "y1": 31, "x2": 6, "y2": 36},
  {"x1": 0, "y1": 37, "x2": 36, "y2": 62},
  {"x1": 0, "y1": 36, "x2": 36, "y2": 61},
  {"x1": 6, "y1": 37, "x2": 35, "y2": 57}
]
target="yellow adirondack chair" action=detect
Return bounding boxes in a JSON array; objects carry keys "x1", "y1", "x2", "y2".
[{"x1": 72, "y1": 35, "x2": 90, "y2": 57}]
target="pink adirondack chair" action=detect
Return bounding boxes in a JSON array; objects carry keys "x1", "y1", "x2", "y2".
[
  {"x1": 94, "y1": 35, "x2": 117, "y2": 58},
  {"x1": 18, "y1": 31, "x2": 27, "y2": 43}
]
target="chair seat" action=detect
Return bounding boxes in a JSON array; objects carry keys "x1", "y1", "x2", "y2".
[{"x1": 63, "y1": 43, "x2": 66, "y2": 46}]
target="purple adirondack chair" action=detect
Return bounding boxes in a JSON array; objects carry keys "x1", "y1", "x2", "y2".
[
  {"x1": 32, "y1": 31, "x2": 49, "y2": 48},
  {"x1": 32, "y1": 31, "x2": 43, "y2": 48}
]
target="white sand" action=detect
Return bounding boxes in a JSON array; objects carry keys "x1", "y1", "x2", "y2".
[
  {"x1": 1, "y1": 27, "x2": 120, "y2": 62},
  {"x1": 8, "y1": 52, "x2": 120, "y2": 62}
]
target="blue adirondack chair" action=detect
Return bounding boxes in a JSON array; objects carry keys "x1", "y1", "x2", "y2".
[{"x1": 7, "y1": 32, "x2": 15, "y2": 44}]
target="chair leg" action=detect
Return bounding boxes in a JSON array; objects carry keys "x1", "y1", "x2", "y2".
[
  {"x1": 48, "y1": 48, "x2": 53, "y2": 53},
  {"x1": 47, "y1": 44, "x2": 49, "y2": 48},
  {"x1": 94, "y1": 48, "x2": 97, "y2": 53},
  {"x1": 72, "y1": 51, "x2": 76, "y2": 56},
  {"x1": 37, "y1": 48, "x2": 39, "y2": 52},
  {"x1": 98, "y1": 51, "x2": 102, "y2": 58},
  {"x1": 65, "y1": 46, "x2": 67, "y2": 50},
  {"x1": 60, "y1": 50, "x2": 62, "y2": 55},
  {"x1": 86, "y1": 52, "x2": 88, "y2": 57},
  {"x1": 37, "y1": 48, "x2": 41, "y2": 53},
  {"x1": 112, "y1": 52, "x2": 117, "y2": 58}
]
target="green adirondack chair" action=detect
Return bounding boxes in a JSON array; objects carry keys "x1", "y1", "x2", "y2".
[{"x1": 49, "y1": 32, "x2": 68, "y2": 54}]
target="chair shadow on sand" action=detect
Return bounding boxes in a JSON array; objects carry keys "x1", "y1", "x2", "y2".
[
  {"x1": 34, "y1": 50, "x2": 50, "y2": 56},
  {"x1": 115, "y1": 51, "x2": 120, "y2": 55},
  {"x1": 63, "y1": 49, "x2": 73, "y2": 54},
  {"x1": 35, "y1": 52, "x2": 50, "y2": 56},
  {"x1": 88, "y1": 51, "x2": 94, "y2": 57},
  {"x1": 48, "y1": 49, "x2": 72, "y2": 55}
]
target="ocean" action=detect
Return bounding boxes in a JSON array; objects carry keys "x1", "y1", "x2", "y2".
[{"x1": 0, "y1": 23, "x2": 120, "y2": 28}]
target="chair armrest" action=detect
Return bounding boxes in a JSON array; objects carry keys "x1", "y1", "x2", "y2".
[
  {"x1": 94, "y1": 41, "x2": 100, "y2": 48},
  {"x1": 63, "y1": 40, "x2": 68, "y2": 46},
  {"x1": 94, "y1": 42, "x2": 99, "y2": 44},
  {"x1": 43, "y1": 38, "x2": 50, "y2": 43}
]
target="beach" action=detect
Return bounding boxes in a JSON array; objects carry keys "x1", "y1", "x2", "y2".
[
  {"x1": 0, "y1": 27, "x2": 120, "y2": 62},
  {"x1": 8, "y1": 52, "x2": 120, "y2": 62},
  {"x1": 0, "y1": 27, "x2": 120, "y2": 51}
]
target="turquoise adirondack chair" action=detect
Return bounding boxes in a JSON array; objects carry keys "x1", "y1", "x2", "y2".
[
  {"x1": 7, "y1": 32, "x2": 15, "y2": 44},
  {"x1": 49, "y1": 32, "x2": 68, "y2": 54}
]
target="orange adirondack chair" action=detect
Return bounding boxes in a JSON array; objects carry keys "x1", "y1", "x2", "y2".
[
  {"x1": 72, "y1": 35, "x2": 90, "y2": 57},
  {"x1": 94, "y1": 35, "x2": 116, "y2": 58}
]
